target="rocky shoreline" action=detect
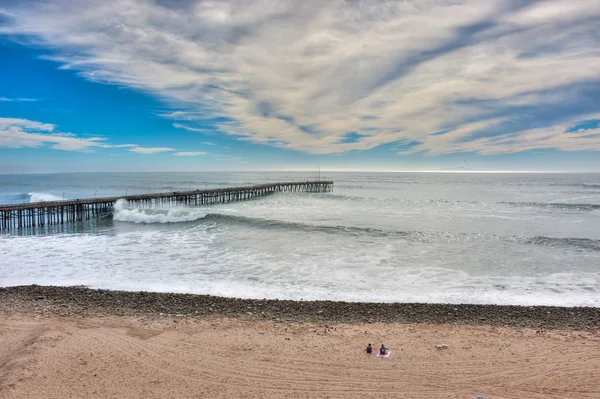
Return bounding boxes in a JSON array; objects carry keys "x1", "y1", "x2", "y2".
[{"x1": 1, "y1": 285, "x2": 598, "y2": 330}]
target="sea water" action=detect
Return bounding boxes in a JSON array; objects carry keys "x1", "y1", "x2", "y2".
[{"x1": 1, "y1": 172, "x2": 599, "y2": 306}]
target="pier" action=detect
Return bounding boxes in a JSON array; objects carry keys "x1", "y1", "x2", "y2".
[{"x1": 0, "y1": 181, "x2": 333, "y2": 231}]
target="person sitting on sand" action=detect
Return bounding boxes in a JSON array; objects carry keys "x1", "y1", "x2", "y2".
[
  {"x1": 379, "y1": 344, "x2": 387, "y2": 355},
  {"x1": 366, "y1": 343, "x2": 373, "y2": 354}
]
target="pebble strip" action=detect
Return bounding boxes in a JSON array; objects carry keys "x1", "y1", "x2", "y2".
[{"x1": 1, "y1": 285, "x2": 598, "y2": 330}]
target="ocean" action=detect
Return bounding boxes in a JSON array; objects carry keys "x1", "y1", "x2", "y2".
[{"x1": 0, "y1": 172, "x2": 599, "y2": 306}]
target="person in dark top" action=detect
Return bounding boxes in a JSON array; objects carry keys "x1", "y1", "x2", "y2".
[
  {"x1": 379, "y1": 344, "x2": 387, "y2": 355},
  {"x1": 366, "y1": 343, "x2": 372, "y2": 354}
]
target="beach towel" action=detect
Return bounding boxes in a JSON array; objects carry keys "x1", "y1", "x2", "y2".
[{"x1": 376, "y1": 350, "x2": 391, "y2": 358}]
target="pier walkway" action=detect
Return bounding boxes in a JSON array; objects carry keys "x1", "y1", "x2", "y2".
[{"x1": 0, "y1": 181, "x2": 333, "y2": 231}]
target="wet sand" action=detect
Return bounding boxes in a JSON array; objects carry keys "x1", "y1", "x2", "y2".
[{"x1": 1, "y1": 286, "x2": 600, "y2": 398}]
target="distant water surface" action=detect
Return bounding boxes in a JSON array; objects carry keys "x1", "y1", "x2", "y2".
[{"x1": 1, "y1": 172, "x2": 599, "y2": 306}]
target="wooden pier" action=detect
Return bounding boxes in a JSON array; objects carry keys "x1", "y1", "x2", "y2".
[{"x1": 0, "y1": 181, "x2": 333, "y2": 231}]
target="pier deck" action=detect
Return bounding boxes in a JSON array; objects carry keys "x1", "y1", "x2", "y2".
[{"x1": 0, "y1": 181, "x2": 333, "y2": 231}]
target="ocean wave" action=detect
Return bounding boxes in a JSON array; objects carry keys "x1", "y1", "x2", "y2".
[
  {"x1": 27, "y1": 192, "x2": 63, "y2": 203},
  {"x1": 113, "y1": 199, "x2": 207, "y2": 224},
  {"x1": 324, "y1": 193, "x2": 600, "y2": 211},
  {"x1": 205, "y1": 213, "x2": 397, "y2": 237},
  {"x1": 108, "y1": 198, "x2": 600, "y2": 250},
  {"x1": 524, "y1": 236, "x2": 600, "y2": 252},
  {"x1": 548, "y1": 182, "x2": 600, "y2": 189},
  {"x1": 502, "y1": 201, "x2": 600, "y2": 211},
  {"x1": 205, "y1": 213, "x2": 600, "y2": 251},
  {"x1": 582, "y1": 183, "x2": 600, "y2": 189}
]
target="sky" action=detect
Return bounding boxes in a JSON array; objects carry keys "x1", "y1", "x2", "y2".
[{"x1": 1, "y1": 0, "x2": 600, "y2": 173}]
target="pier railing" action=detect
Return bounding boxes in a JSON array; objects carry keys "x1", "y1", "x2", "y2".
[{"x1": 0, "y1": 181, "x2": 333, "y2": 231}]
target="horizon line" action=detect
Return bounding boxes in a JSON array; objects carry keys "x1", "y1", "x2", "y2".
[{"x1": 1, "y1": 170, "x2": 600, "y2": 175}]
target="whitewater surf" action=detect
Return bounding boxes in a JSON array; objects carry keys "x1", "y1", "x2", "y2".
[{"x1": 1, "y1": 171, "x2": 599, "y2": 306}]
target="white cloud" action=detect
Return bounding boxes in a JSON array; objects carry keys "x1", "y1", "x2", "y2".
[
  {"x1": 2, "y1": 0, "x2": 600, "y2": 155},
  {"x1": 172, "y1": 151, "x2": 209, "y2": 156},
  {"x1": 160, "y1": 111, "x2": 202, "y2": 120},
  {"x1": 0, "y1": 117, "x2": 108, "y2": 151},
  {"x1": 201, "y1": 140, "x2": 230, "y2": 149},
  {"x1": 213, "y1": 154, "x2": 243, "y2": 161},
  {"x1": 172, "y1": 123, "x2": 212, "y2": 133},
  {"x1": 0, "y1": 97, "x2": 41, "y2": 102},
  {"x1": 128, "y1": 147, "x2": 175, "y2": 154},
  {"x1": 0, "y1": 118, "x2": 54, "y2": 132},
  {"x1": 0, "y1": 118, "x2": 183, "y2": 154},
  {"x1": 403, "y1": 113, "x2": 600, "y2": 155}
]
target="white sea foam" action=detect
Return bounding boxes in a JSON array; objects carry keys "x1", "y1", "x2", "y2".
[
  {"x1": 28, "y1": 192, "x2": 62, "y2": 203},
  {"x1": 3, "y1": 172, "x2": 600, "y2": 306},
  {"x1": 113, "y1": 199, "x2": 207, "y2": 224},
  {"x1": 1, "y1": 227, "x2": 599, "y2": 307}
]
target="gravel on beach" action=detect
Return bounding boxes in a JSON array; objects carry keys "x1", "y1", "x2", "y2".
[{"x1": 1, "y1": 285, "x2": 598, "y2": 330}]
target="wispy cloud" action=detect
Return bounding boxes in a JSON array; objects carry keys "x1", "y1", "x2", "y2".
[
  {"x1": 0, "y1": 97, "x2": 41, "y2": 102},
  {"x1": 160, "y1": 111, "x2": 202, "y2": 120},
  {"x1": 402, "y1": 114, "x2": 600, "y2": 155},
  {"x1": 128, "y1": 147, "x2": 175, "y2": 155},
  {"x1": 172, "y1": 123, "x2": 210, "y2": 133},
  {"x1": 173, "y1": 151, "x2": 209, "y2": 156},
  {"x1": 2, "y1": 0, "x2": 600, "y2": 155},
  {"x1": 201, "y1": 141, "x2": 230, "y2": 149},
  {"x1": 214, "y1": 155, "x2": 243, "y2": 162},
  {"x1": 172, "y1": 123, "x2": 220, "y2": 136},
  {"x1": 0, "y1": 118, "x2": 190, "y2": 155},
  {"x1": 0, "y1": 9, "x2": 15, "y2": 17},
  {"x1": 0, "y1": 117, "x2": 108, "y2": 151}
]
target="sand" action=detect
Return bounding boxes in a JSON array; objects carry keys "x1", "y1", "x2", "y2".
[{"x1": 1, "y1": 313, "x2": 600, "y2": 399}]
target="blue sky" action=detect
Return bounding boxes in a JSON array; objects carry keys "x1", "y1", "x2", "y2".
[{"x1": 1, "y1": 0, "x2": 600, "y2": 173}]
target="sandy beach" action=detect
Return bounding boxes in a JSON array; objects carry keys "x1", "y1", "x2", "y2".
[{"x1": 1, "y1": 286, "x2": 600, "y2": 399}]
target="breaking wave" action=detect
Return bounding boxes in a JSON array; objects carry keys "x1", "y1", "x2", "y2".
[
  {"x1": 203, "y1": 213, "x2": 600, "y2": 251},
  {"x1": 581, "y1": 183, "x2": 600, "y2": 189},
  {"x1": 109, "y1": 206, "x2": 600, "y2": 252},
  {"x1": 113, "y1": 199, "x2": 207, "y2": 224},
  {"x1": 27, "y1": 192, "x2": 63, "y2": 203},
  {"x1": 325, "y1": 193, "x2": 600, "y2": 211},
  {"x1": 502, "y1": 201, "x2": 600, "y2": 211},
  {"x1": 524, "y1": 236, "x2": 600, "y2": 252}
]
